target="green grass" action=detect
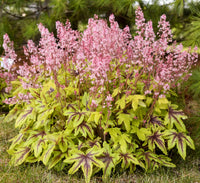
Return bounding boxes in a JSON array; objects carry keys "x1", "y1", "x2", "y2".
[{"x1": 0, "y1": 94, "x2": 200, "y2": 183}]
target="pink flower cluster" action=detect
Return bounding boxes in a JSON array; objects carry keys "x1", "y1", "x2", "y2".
[
  {"x1": 1, "y1": 7, "x2": 198, "y2": 105},
  {"x1": 75, "y1": 14, "x2": 131, "y2": 86}
]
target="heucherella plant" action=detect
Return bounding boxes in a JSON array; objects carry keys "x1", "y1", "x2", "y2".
[{"x1": 1, "y1": 7, "x2": 198, "y2": 183}]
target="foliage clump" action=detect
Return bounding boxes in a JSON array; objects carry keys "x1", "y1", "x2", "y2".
[{"x1": 1, "y1": 7, "x2": 198, "y2": 183}]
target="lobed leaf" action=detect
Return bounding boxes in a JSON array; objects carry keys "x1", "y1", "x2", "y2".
[{"x1": 64, "y1": 148, "x2": 104, "y2": 183}]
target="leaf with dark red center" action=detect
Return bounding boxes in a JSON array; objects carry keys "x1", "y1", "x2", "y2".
[
  {"x1": 118, "y1": 151, "x2": 139, "y2": 170},
  {"x1": 157, "y1": 155, "x2": 176, "y2": 168},
  {"x1": 32, "y1": 138, "x2": 46, "y2": 157},
  {"x1": 14, "y1": 147, "x2": 31, "y2": 166},
  {"x1": 41, "y1": 143, "x2": 56, "y2": 165},
  {"x1": 64, "y1": 148, "x2": 104, "y2": 183},
  {"x1": 148, "y1": 115, "x2": 164, "y2": 127},
  {"x1": 97, "y1": 142, "x2": 119, "y2": 179},
  {"x1": 147, "y1": 131, "x2": 167, "y2": 155},
  {"x1": 15, "y1": 107, "x2": 35, "y2": 128},
  {"x1": 165, "y1": 107, "x2": 187, "y2": 132},
  {"x1": 75, "y1": 121, "x2": 94, "y2": 139},
  {"x1": 48, "y1": 151, "x2": 65, "y2": 169},
  {"x1": 164, "y1": 129, "x2": 195, "y2": 160},
  {"x1": 9, "y1": 133, "x2": 24, "y2": 150},
  {"x1": 136, "y1": 149, "x2": 161, "y2": 170},
  {"x1": 87, "y1": 138, "x2": 101, "y2": 148}
]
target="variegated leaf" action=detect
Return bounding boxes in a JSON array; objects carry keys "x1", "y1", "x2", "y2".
[
  {"x1": 64, "y1": 148, "x2": 104, "y2": 183},
  {"x1": 48, "y1": 151, "x2": 65, "y2": 169},
  {"x1": 119, "y1": 152, "x2": 139, "y2": 169},
  {"x1": 32, "y1": 138, "x2": 46, "y2": 158},
  {"x1": 147, "y1": 131, "x2": 167, "y2": 155},
  {"x1": 41, "y1": 143, "x2": 56, "y2": 165},
  {"x1": 15, "y1": 107, "x2": 34, "y2": 128},
  {"x1": 14, "y1": 147, "x2": 31, "y2": 166}
]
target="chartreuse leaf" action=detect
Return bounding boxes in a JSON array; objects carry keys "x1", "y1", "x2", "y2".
[
  {"x1": 164, "y1": 130, "x2": 195, "y2": 160},
  {"x1": 64, "y1": 86, "x2": 76, "y2": 96},
  {"x1": 106, "y1": 128, "x2": 121, "y2": 142},
  {"x1": 82, "y1": 92, "x2": 90, "y2": 107},
  {"x1": 87, "y1": 138, "x2": 101, "y2": 148},
  {"x1": 127, "y1": 95, "x2": 146, "y2": 111},
  {"x1": 157, "y1": 97, "x2": 170, "y2": 109},
  {"x1": 148, "y1": 115, "x2": 164, "y2": 128},
  {"x1": 58, "y1": 137, "x2": 69, "y2": 152},
  {"x1": 117, "y1": 113, "x2": 132, "y2": 131},
  {"x1": 164, "y1": 107, "x2": 187, "y2": 132},
  {"x1": 147, "y1": 131, "x2": 167, "y2": 155},
  {"x1": 29, "y1": 87, "x2": 41, "y2": 98},
  {"x1": 64, "y1": 148, "x2": 104, "y2": 183},
  {"x1": 136, "y1": 128, "x2": 151, "y2": 141},
  {"x1": 146, "y1": 97, "x2": 153, "y2": 107},
  {"x1": 94, "y1": 112, "x2": 102, "y2": 124},
  {"x1": 41, "y1": 80, "x2": 56, "y2": 97},
  {"x1": 73, "y1": 113, "x2": 85, "y2": 127},
  {"x1": 112, "y1": 87, "x2": 121, "y2": 97},
  {"x1": 115, "y1": 95, "x2": 126, "y2": 109},
  {"x1": 25, "y1": 155, "x2": 38, "y2": 163},
  {"x1": 118, "y1": 134, "x2": 132, "y2": 153},
  {"x1": 34, "y1": 108, "x2": 54, "y2": 129}
]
